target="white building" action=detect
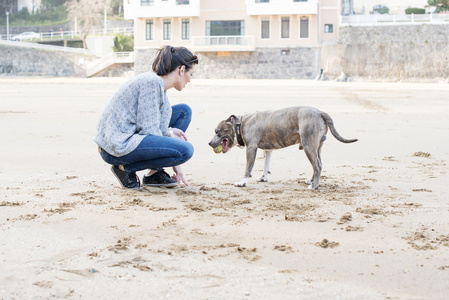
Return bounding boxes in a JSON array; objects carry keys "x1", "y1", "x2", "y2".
[{"x1": 124, "y1": 0, "x2": 341, "y2": 79}]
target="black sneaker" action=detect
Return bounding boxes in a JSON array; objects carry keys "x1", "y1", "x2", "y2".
[
  {"x1": 110, "y1": 166, "x2": 141, "y2": 190},
  {"x1": 142, "y1": 170, "x2": 178, "y2": 188}
]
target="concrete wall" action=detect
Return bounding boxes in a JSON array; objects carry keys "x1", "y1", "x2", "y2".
[
  {"x1": 321, "y1": 24, "x2": 449, "y2": 81},
  {"x1": 135, "y1": 47, "x2": 319, "y2": 79}
]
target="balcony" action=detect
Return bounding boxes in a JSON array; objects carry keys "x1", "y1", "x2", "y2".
[
  {"x1": 245, "y1": 0, "x2": 318, "y2": 16},
  {"x1": 125, "y1": 0, "x2": 200, "y2": 19},
  {"x1": 191, "y1": 36, "x2": 255, "y2": 52}
]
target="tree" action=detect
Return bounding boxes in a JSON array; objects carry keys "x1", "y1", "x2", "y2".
[
  {"x1": 40, "y1": 0, "x2": 69, "y2": 13},
  {"x1": 427, "y1": 0, "x2": 449, "y2": 12},
  {"x1": 110, "y1": 0, "x2": 123, "y2": 16},
  {"x1": 65, "y1": 0, "x2": 110, "y2": 49},
  {"x1": 0, "y1": 0, "x2": 15, "y2": 14}
]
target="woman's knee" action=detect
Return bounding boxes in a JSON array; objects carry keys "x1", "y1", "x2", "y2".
[
  {"x1": 183, "y1": 142, "x2": 194, "y2": 160},
  {"x1": 173, "y1": 104, "x2": 192, "y2": 121},
  {"x1": 177, "y1": 142, "x2": 194, "y2": 165}
]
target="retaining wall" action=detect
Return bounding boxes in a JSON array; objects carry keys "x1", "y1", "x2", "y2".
[
  {"x1": 135, "y1": 47, "x2": 319, "y2": 79},
  {"x1": 1, "y1": 24, "x2": 448, "y2": 80},
  {"x1": 0, "y1": 44, "x2": 96, "y2": 76},
  {"x1": 321, "y1": 24, "x2": 449, "y2": 80}
]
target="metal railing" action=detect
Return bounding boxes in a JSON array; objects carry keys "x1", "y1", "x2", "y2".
[
  {"x1": 191, "y1": 35, "x2": 255, "y2": 51},
  {"x1": 341, "y1": 14, "x2": 449, "y2": 26},
  {"x1": 0, "y1": 27, "x2": 134, "y2": 41},
  {"x1": 0, "y1": 39, "x2": 91, "y2": 54}
]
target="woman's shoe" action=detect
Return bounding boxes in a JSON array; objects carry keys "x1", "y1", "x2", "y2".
[
  {"x1": 142, "y1": 170, "x2": 178, "y2": 187},
  {"x1": 111, "y1": 166, "x2": 142, "y2": 190}
]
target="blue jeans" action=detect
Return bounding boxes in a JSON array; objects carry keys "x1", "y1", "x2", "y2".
[{"x1": 100, "y1": 104, "x2": 194, "y2": 173}]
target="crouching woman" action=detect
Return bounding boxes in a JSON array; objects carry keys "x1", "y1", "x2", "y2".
[{"x1": 94, "y1": 45, "x2": 198, "y2": 189}]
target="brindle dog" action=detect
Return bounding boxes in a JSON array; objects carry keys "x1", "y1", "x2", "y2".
[{"x1": 208, "y1": 106, "x2": 358, "y2": 190}]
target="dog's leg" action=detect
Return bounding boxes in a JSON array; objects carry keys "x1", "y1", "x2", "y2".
[
  {"x1": 305, "y1": 136, "x2": 325, "y2": 186},
  {"x1": 235, "y1": 146, "x2": 258, "y2": 187},
  {"x1": 303, "y1": 143, "x2": 321, "y2": 190},
  {"x1": 257, "y1": 150, "x2": 272, "y2": 182}
]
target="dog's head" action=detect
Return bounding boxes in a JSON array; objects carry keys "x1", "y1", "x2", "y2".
[{"x1": 208, "y1": 115, "x2": 240, "y2": 154}]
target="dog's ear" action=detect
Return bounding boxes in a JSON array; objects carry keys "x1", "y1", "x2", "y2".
[{"x1": 226, "y1": 115, "x2": 239, "y2": 124}]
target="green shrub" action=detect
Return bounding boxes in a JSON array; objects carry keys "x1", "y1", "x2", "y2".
[
  {"x1": 113, "y1": 33, "x2": 134, "y2": 52},
  {"x1": 405, "y1": 8, "x2": 426, "y2": 14},
  {"x1": 373, "y1": 7, "x2": 389, "y2": 14}
]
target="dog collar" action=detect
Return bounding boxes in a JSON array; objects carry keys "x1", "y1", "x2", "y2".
[{"x1": 235, "y1": 123, "x2": 245, "y2": 147}]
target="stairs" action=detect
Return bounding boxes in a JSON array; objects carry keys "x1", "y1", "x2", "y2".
[{"x1": 86, "y1": 52, "x2": 134, "y2": 77}]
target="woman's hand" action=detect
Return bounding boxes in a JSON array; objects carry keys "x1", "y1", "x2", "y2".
[
  {"x1": 172, "y1": 166, "x2": 189, "y2": 186},
  {"x1": 168, "y1": 128, "x2": 188, "y2": 141}
]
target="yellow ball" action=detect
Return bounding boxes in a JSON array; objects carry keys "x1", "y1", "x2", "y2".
[{"x1": 213, "y1": 144, "x2": 223, "y2": 153}]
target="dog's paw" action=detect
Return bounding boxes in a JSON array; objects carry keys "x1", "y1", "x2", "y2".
[
  {"x1": 257, "y1": 175, "x2": 268, "y2": 182},
  {"x1": 305, "y1": 179, "x2": 313, "y2": 185},
  {"x1": 234, "y1": 179, "x2": 248, "y2": 187},
  {"x1": 307, "y1": 184, "x2": 318, "y2": 191}
]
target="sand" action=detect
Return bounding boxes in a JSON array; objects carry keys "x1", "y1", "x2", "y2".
[{"x1": 0, "y1": 77, "x2": 448, "y2": 299}]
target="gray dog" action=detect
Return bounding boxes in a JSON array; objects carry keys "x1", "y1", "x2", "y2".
[{"x1": 208, "y1": 106, "x2": 358, "y2": 190}]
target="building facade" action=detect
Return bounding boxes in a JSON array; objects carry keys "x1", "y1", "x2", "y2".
[{"x1": 125, "y1": 0, "x2": 340, "y2": 79}]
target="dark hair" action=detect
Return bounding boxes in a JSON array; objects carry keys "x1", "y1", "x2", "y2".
[{"x1": 152, "y1": 45, "x2": 198, "y2": 76}]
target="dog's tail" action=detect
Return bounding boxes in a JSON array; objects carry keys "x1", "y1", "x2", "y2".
[{"x1": 321, "y1": 112, "x2": 358, "y2": 143}]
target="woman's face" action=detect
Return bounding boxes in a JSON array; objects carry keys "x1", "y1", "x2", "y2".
[{"x1": 174, "y1": 65, "x2": 196, "y2": 91}]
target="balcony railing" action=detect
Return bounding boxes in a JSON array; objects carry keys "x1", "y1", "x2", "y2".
[
  {"x1": 130, "y1": 0, "x2": 199, "y2": 18},
  {"x1": 245, "y1": 0, "x2": 318, "y2": 15},
  {"x1": 191, "y1": 35, "x2": 255, "y2": 52},
  {"x1": 341, "y1": 14, "x2": 449, "y2": 26}
]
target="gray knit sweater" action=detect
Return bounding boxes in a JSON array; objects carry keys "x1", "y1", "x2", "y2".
[{"x1": 94, "y1": 72, "x2": 172, "y2": 157}]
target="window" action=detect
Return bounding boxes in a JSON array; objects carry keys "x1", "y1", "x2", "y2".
[
  {"x1": 206, "y1": 20, "x2": 245, "y2": 36},
  {"x1": 300, "y1": 17, "x2": 309, "y2": 38},
  {"x1": 182, "y1": 18, "x2": 190, "y2": 40},
  {"x1": 145, "y1": 19, "x2": 153, "y2": 40},
  {"x1": 256, "y1": 0, "x2": 269, "y2": 2},
  {"x1": 281, "y1": 17, "x2": 290, "y2": 39},
  {"x1": 163, "y1": 19, "x2": 171, "y2": 40},
  {"x1": 324, "y1": 24, "x2": 333, "y2": 33},
  {"x1": 176, "y1": 0, "x2": 189, "y2": 4},
  {"x1": 261, "y1": 19, "x2": 270, "y2": 39},
  {"x1": 141, "y1": 0, "x2": 153, "y2": 6}
]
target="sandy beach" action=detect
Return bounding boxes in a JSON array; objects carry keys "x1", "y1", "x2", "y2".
[{"x1": 0, "y1": 77, "x2": 448, "y2": 299}]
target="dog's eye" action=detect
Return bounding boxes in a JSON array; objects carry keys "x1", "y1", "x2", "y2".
[{"x1": 215, "y1": 129, "x2": 220, "y2": 134}]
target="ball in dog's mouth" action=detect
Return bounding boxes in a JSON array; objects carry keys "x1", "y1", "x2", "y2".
[
  {"x1": 212, "y1": 138, "x2": 229, "y2": 154},
  {"x1": 213, "y1": 144, "x2": 223, "y2": 153}
]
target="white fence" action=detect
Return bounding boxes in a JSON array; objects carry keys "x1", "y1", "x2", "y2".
[
  {"x1": 0, "y1": 27, "x2": 133, "y2": 41},
  {"x1": 191, "y1": 35, "x2": 255, "y2": 51},
  {"x1": 0, "y1": 39, "x2": 91, "y2": 54},
  {"x1": 341, "y1": 14, "x2": 449, "y2": 26}
]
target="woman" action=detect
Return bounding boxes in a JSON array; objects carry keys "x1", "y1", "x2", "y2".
[{"x1": 95, "y1": 45, "x2": 198, "y2": 189}]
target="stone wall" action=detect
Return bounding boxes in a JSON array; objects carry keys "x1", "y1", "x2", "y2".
[
  {"x1": 94, "y1": 63, "x2": 134, "y2": 77},
  {"x1": 135, "y1": 47, "x2": 319, "y2": 79},
  {"x1": 321, "y1": 24, "x2": 449, "y2": 80},
  {"x1": 2, "y1": 24, "x2": 448, "y2": 80},
  {"x1": 0, "y1": 44, "x2": 96, "y2": 77}
]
